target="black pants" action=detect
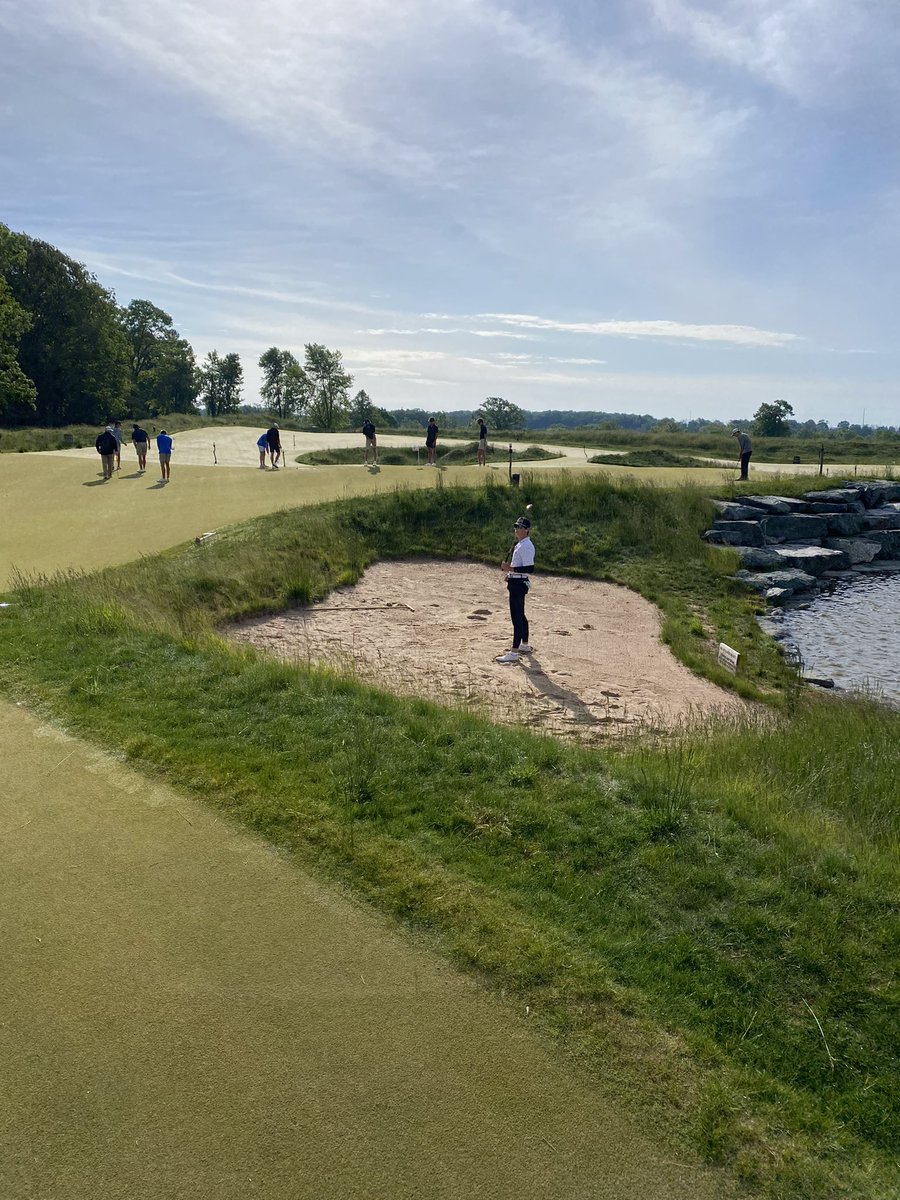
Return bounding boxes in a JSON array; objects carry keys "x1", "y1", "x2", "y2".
[
  {"x1": 507, "y1": 580, "x2": 529, "y2": 648},
  {"x1": 740, "y1": 451, "x2": 752, "y2": 480}
]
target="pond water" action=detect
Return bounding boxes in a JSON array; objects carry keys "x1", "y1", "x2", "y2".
[{"x1": 769, "y1": 572, "x2": 900, "y2": 705}]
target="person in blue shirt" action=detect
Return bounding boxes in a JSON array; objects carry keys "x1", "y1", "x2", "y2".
[
  {"x1": 156, "y1": 430, "x2": 173, "y2": 482},
  {"x1": 257, "y1": 432, "x2": 269, "y2": 469}
]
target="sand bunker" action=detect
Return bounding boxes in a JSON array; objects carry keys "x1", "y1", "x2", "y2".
[{"x1": 230, "y1": 561, "x2": 745, "y2": 740}]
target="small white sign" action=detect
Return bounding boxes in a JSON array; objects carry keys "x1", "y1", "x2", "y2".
[{"x1": 717, "y1": 643, "x2": 740, "y2": 673}]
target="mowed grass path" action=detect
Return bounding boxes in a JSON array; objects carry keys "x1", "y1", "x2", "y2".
[{"x1": 0, "y1": 697, "x2": 729, "y2": 1200}]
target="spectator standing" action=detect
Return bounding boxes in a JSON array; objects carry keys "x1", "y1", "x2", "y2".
[
  {"x1": 156, "y1": 429, "x2": 173, "y2": 482},
  {"x1": 131, "y1": 423, "x2": 150, "y2": 472},
  {"x1": 476, "y1": 417, "x2": 488, "y2": 467},
  {"x1": 362, "y1": 417, "x2": 377, "y2": 465},
  {"x1": 266, "y1": 423, "x2": 282, "y2": 470},
  {"x1": 731, "y1": 429, "x2": 752, "y2": 480},
  {"x1": 95, "y1": 425, "x2": 118, "y2": 480},
  {"x1": 425, "y1": 417, "x2": 438, "y2": 466}
]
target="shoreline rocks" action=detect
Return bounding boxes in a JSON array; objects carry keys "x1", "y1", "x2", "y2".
[{"x1": 703, "y1": 480, "x2": 900, "y2": 607}]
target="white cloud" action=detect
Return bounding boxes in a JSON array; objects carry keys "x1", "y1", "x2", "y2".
[
  {"x1": 479, "y1": 312, "x2": 800, "y2": 347},
  {"x1": 647, "y1": 0, "x2": 900, "y2": 104}
]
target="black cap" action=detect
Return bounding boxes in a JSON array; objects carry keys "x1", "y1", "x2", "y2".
[{"x1": 514, "y1": 516, "x2": 531, "y2": 529}]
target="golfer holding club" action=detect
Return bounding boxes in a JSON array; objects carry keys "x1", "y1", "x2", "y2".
[{"x1": 497, "y1": 514, "x2": 534, "y2": 663}]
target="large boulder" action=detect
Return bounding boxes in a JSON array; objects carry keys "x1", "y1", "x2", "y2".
[
  {"x1": 706, "y1": 521, "x2": 765, "y2": 547},
  {"x1": 803, "y1": 488, "x2": 863, "y2": 505},
  {"x1": 868, "y1": 530, "x2": 900, "y2": 559},
  {"x1": 712, "y1": 500, "x2": 769, "y2": 521},
  {"x1": 736, "y1": 546, "x2": 783, "y2": 569},
  {"x1": 736, "y1": 568, "x2": 818, "y2": 595},
  {"x1": 742, "y1": 495, "x2": 810, "y2": 514},
  {"x1": 860, "y1": 507, "x2": 900, "y2": 531},
  {"x1": 852, "y1": 481, "x2": 900, "y2": 508},
  {"x1": 825, "y1": 512, "x2": 867, "y2": 536},
  {"x1": 806, "y1": 501, "x2": 850, "y2": 513},
  {"x1": 768, "y1": 544, "x2": 851, "y2": 574},
  {"x1": 760, "y1": 514, "x2": 827, "y2": 541},
  {"x1": 822, "y1": 538, "x2": 882, "y2": 564}
]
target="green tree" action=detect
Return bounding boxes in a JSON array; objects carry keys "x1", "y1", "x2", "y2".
[
  {"x1": 752, "y1": 399, "x2": 794, "y2": 437},
  {"x1": 481, "y1": 396, "x2": 525, "y2": 430},
  {"x1": 304, "y1": 343, "x2": 353, "y2": 430},
  {"x1": 0, "y1": 224, "x2": 36, "y2": 420},
  {"x1": 348, "y1": 388, "x2": 374, "y2": 426},
  {"x1": 122, "y1": 299, "x2": 172, "y2": 385},
  {"x1": 200, "y1": 351, "x2": 243, "y2": 417},
  {"x1": 152, "y1": 334, "x2": 199, "y2": 415},
  {"x1": 121, "y1": 300, "x2": 198, "y2": 416},
  {"x1": 3, "y1": 233, "x2": 130, "y2": 425},
  {"x1": 259, "y1": 347, "x2": 311, "y2": 420}
]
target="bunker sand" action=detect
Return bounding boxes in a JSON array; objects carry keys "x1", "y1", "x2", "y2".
[
  {"x1": 231, "y1": 561, "x2": 745, "y2": 738},
  {"x1": 0, "y1": 698, "x2": 728, "y2": 1199}
]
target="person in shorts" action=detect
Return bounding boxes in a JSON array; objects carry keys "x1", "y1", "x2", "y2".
[
  {"x1": 131, "y1": 423, "x2": 150, "y2": 471},
  {"x1": 111, "y1": 420, "x2": 123, "y2": 470},
  {"x1": 95, "y1": 425, "x2": 118, "y2": 480},
  {"x1": 362, "y1": 417, "x2": 377, "y2": 465},
  {"x1": 257, "y1": 432, "x2": 269, "y2": 469},
  {"x1": 156, "y1": 429, "x2": 173, "y2": 482},
  {"x1": 266, "y1": 424, "x2": 282, "y2": 469},
  {"x1": 425, "y1": 417, "x2": 438, "y2": 466},
  {"x1": 476, "y1": 417, "x2": 488, "y2": 467},
  {"x1": 497, "y1": 516, "x2": 535, "y2": 663}
]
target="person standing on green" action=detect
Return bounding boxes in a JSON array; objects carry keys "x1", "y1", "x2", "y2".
[
  {"x1": 425, "y1": 417, "x2": 438, "y2": 466},
  {"x1": 156, "y1": 429, "x2": 173, "y2": 482},
  {"x1": 95, "y1": 425, "x2": 118, "y2": 481},
  {"x1": 731, "y1": 429, "x2": 752, "y2": 480}
]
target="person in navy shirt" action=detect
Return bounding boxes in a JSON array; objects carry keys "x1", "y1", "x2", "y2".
[
  {"x1": 156, "y1": 429, "x2": 173, "y2": 482},
  {"x1": 476, "y1": 418, "x2": 488, "y2": 467}
]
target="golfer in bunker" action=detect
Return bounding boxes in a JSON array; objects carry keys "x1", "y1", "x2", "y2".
[{"x1": 497, "y1": 515, "x2": 534, "y2": 663}]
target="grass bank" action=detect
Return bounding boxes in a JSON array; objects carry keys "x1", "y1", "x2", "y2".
[
  {"x1": 591, "y1": 449, "x2": 709, "y2": 469},
  {"x1": 1, "y1": 474, "x2": 897, "y2": 1199},
  {"x1": 296, "y1": 442, "x2": 564, "y2": 467}
]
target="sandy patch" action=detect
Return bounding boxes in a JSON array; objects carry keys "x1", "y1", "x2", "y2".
[{"x1": 229, "y1": 560, "x2": 745, "y2": 739}]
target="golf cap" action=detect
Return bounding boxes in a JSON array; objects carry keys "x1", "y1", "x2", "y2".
[{"x1": 514, "y1": 516, "x2": 531, "y2": 529}]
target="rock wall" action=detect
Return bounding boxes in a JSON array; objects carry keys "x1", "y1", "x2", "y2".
[{"x1": 703, "y1": 481, "x2": 900, "y2": 604}]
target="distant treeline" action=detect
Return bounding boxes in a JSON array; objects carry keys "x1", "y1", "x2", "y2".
[{"x1": 390, "y1": 407, "x2": 898, "y2": 439}]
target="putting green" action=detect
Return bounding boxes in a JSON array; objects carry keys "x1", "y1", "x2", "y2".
[
  {"x1": 1, "y1": 448, "x2": 757, "y2": 590},
  {"x1": 0, "y1": 698, "x2": 727, "y2": 1200}
]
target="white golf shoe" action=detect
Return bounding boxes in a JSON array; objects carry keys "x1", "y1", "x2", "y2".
[{"x1": 495, "y1": 650, "x2": 520, "y2": 664}]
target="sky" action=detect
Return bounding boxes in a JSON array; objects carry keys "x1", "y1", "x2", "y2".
[{"x1": 2, "y1": 0, "x2": 899, "y2": 425}]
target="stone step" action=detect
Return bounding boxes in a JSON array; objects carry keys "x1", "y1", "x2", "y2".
[
  {"x1": 741, "y1": 495, "x2": 810, "y2": 514},
  {"x1": 768, "y1": 545, "x2": 850, "y2": 574},
  {"x1": 705, "y1": 522, "x2": 765, "y2": 547},
  {"x1": 759, "y1": 514, "x2": 828, "y2": 541}
]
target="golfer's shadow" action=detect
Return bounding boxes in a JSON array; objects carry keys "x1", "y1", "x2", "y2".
[
  {"x1": 83, "y1": 478, "x2": 110, "y2": 487},
  {"x1": 366, "y1": 464, "x2": 381, "y2": 474},
  {"x1": 147, "y1": 480, "x2": 167, "y2": 490},
  {"x1": 521, "y1": 654, "x2": 610, "y2": 727},
  {"x1": 121, "y1": 471, "x2": 143, "y2": 479}
]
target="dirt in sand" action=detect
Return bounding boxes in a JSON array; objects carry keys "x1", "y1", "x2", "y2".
[{"x1": 229, "y1": 560, "x2": 746, "y2": 739}]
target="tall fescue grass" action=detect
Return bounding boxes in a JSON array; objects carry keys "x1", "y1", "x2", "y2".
[{"x1": 2, "y1": 473, "x2": 897, "y2": 1199}]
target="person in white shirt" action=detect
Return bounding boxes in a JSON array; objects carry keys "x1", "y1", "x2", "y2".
[{"x1": 497, "y1": 515, "x2": 535, "y2": 663}]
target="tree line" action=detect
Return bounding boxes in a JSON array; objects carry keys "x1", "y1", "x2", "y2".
[{"x1": 0, "y1": 224, "x2": 364, "y2": 429}]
